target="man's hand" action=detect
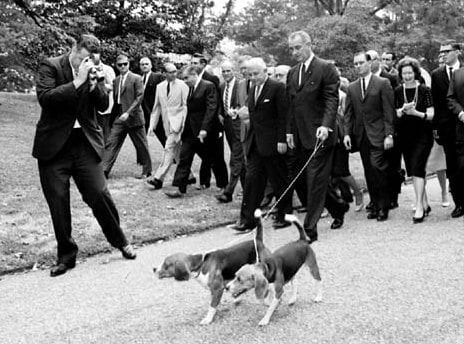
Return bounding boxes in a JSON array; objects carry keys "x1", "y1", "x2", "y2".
[
  {"x1": 119, "y1": 112, "x2": 129, "y2": 121},
  {"x1": 343, "y1": 135, "x2": 351, "y2": 150},
  {"x1": 198, "y1": 130, "x2": 207, "y2": 143},
  {"x1": 459, "y1": 111, "x2": 464, "y2": 122},
  {"x1": 277, "y1": 142, "x2": 287, "y2": 154},
  {"x1": 384, "y1": 135, "x2": 394, "y2": 150},
  {"x1": 73, "y1": 57, "x2": 93, "y2": 89},
  {"x1": 89, "y1": 77, "x2": 97, "y2": 92},
  {"x1": 286, "y1": 134, "x2": 295, "y2": 149},
  {"x1": 316, "y1": 126, "x2": 329, "y2": 141}
]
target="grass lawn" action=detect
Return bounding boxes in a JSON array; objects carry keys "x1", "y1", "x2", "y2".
[{"x1": 0, "y1": 92, "x2": 364, "y2": 274}]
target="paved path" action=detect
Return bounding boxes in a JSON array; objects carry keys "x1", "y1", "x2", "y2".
[{"x1": 1, "y1": 179, "x2": 464, "y2": 344}]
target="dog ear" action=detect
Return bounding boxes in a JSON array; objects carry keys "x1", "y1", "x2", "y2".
[
  {"x1": 174, "y1": 260, "x2": 191, "y2": 281},
  {"x1": 189, "y1": 254, "x2": 204, "y2": 272},
  {"x1": 254, "y1": 271, "x2": 269, "y2": 300}
]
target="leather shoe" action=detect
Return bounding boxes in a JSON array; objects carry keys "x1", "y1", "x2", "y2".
[
  {"x1": 451, "y1": 206, "x2": 464, "y2": 218},
  {"x1": 367, "y1": 211, "x2": 378, "y2": 220},
  {"x1": 377, "y1": 209, "x2": 388, "y2": 221},
  {"x1": 229, "y1": 222, "x2": 255, "y2": 232},
  {"x1": 50, "y1": 261, "x2": 76, "y2": 277},
  {"x1": 389, "y1": 201, "x2": 399, "y2": 210},
  {"x1": 330, "y1": 218, "x2": 344, "y2": 229},
  {"x1": 120, "y1": 245, "x2": 137, "y2": 259},
  {"x1": 147, "y1": 178, "x2": 163, "y2": 189},
  {"x1": 165, "y1": 190, "x2": 185, "y2": 198},
  {"x1": 272, "y1": 219, "x2": 291, "y2": 229},
  {"x1": 196, "y1": 184, "x2": 210, "y2": 190},
  {"x1": 424, "y1": 205, "x2": 431, "y2": 217},
  {"x1": 366, "y1": 202, "x2": 375, "y2": 211},
  {"x1": 215, "y1": 193, "x2": 232, "y2": 203},
  {"x1": 188, "y1": 177, "x2": 197, "y2": 185}
]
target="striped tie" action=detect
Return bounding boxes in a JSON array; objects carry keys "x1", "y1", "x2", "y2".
[{"x1": 224, "y1": 82, "x2": 230, "y2": 114}]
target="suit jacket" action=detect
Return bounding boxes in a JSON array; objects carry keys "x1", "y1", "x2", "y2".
[
  {"x1": 141, "y1": 71, "x2": 164, "y2": 115},
  {"x1": 244, "y1": 78, "x2": 288, "y2": 157},
  {"x1": 219, "y1": 78, "x2": 247, "y2": 116},
  {"x1": 432, "y1": 65, "x2": 456, "y2": 141},
  {"x1": 344, "y1": 74, "x2": 395, "y2": 149},
  {"x1": 151, "y1": 78, "x2": 189, "y2": 136},
  {"x1": 183, "y1": 79, "x2": 218, "y2": 140},
  {"x1": 286, "y1": 56, "x2": 340, "y2": 149},
  {"x1": 446, "y1": 67, "x2": 464, "y2": 142},
  {"x1": 32, "y1": 53, "x2": 109, "y2": 161},
  {"x1": 113, "y1": 71, "x2": 144, "y2": 127}
]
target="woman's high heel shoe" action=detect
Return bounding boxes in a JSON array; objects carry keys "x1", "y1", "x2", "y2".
[
  {"x1": 424, "y1": 206, "x2": 431, "y2": 217},
  {"x1": 413, "y1": 209, "x2": 425, "y2": 224}
]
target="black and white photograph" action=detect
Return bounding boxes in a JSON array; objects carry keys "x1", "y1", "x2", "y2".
[{"x1": 1, "y1": 0, "x2": 464, "y2": 343}]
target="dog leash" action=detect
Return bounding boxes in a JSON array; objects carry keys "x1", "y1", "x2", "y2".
[{"x1": 220, "y1": 138, "x2": 324, "y2": 251}]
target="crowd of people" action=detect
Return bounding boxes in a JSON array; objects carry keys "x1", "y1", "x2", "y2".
[{"x1": 32, "y1": 32, "x2": 464, "y2": 276}]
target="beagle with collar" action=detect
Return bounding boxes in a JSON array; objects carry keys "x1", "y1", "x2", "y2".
[
  {"x1": 226, "y1": 213, "x2": 322, "y2": 326},
  {"x1": 153, "y1": 210, "x2": 270, "y2": 325}
]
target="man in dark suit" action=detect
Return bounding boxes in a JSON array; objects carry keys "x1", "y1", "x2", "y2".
[
  {"x1": 230, "y1": 58, "x2": 292, "y2": 230},
  {"x1": 139, "y1": 57, "x2": 165, "y2": 143},
  {"x1": 32, "y1": 35, "x2": 136, "y2": 277},
  {"x1": 165, "y1": 65, "x2": 224, "y2": 197},
  {"x1": 286, "y1": 31, "x2": 341, "y2": 243},
  {"x1": 191, "y1": 54, "x2": 228, "y2": 190},
  {"x1": 103, "y1": 53, "x2": 152, "y2": 179},
  {"x1": 433, "y1": 41, "x2": 464, "y2": 217},
  {"x1": 215, "y1": 60, "x2": 247, "y2": 203},
  {"x1": 344, "y1": 51, "x2": 395, "y2": 221}
]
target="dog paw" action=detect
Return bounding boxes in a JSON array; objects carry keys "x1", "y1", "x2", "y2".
[{"x1": 258, "y1": 319, "x2": 270, "y2": 326}]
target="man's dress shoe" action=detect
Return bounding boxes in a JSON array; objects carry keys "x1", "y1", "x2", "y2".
[
  {"x1": 367, "y1": 211, "x2": 378, "y2": 220},
  {"x1": 330, "y1": 218, "x2": 344, "y2": 229},
  {"x1": 272, "y1": 219, "x2": 291, "y2": 229},
  {"x1": 120, "y1": 245, "x2": 137, "y2": 259},
  {"x1": 376, "y1": 209, "x2": 388, "y2": 221},
  {"x1": 366, "y1": 202, "x2": 375, "y2": 211},
  {"x1": 229, "y1": 222, "x2": 255, "y2": 232},
  {"x1": 451, "y1": 206, "x2": 464, "y2": 218},
  {"x1": 147, "y1": 178, "x2": 163, "y2": 189},
  {"x1": 215, "y1": 193, "x2": 232, "y2": 203},
  {"x1": 50, "y1": 261, "x2": 76, "y2": 277},
  {"x1": 188, "y1": 177, "x2": 197, "y2": 185}
]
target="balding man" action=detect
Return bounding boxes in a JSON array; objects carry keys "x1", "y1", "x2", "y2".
[
  {"x1": 274, "y1": 65, "x2": 291, "y2": 84},
  {"x1": 230, "y1": 58, "x2": 292, "y2": 231},
  {"x1": 215, "y1": 60, "x2": 247, "y2": 203},
  {"x1": 146, "y1": 63, "x2": 190, "y2": 189}
]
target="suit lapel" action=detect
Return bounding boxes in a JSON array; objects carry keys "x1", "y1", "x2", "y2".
[
  {"x1": 121, "y1": 72, "x2": 130, "y2": 96},
  {"x1": 256, "y1": 79, "x2": 269, "y2": 105},
  {"x1": 231, "y1": 81, "x2": 238, "y2": 108},
  {"x1": 363, "y1": 76, "x2": 376, "y2": 102}
]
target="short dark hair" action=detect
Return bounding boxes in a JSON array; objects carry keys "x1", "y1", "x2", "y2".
[
  {"x1": 116, "y1": 53, "x2": 129, "y2": 61},
  {"x1": 354, "y1": 51, "x2": 371, "y2": 62},
  {"x1": 184, "y1": 65, "x2": 203, "y2": 76},
  {"x1": 397, "y1": 57, "x2": 422, "y2": 81},
  {"x1": 384, "y1": 52, "x2": 396, "y2": 60},
  {"x1": 193, "y1": 53, "x2": 208, "y2": 65},
  {"x1": 75, "y1": 34, "x2": 100, "y2": 54},
  {"x1": 441, "y1": 40, "x2": 461, "y2": 50}
]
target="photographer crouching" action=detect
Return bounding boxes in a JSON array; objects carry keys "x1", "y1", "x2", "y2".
[{"x1": 32, "y1": 34, "x2": 137, "y2": 277}]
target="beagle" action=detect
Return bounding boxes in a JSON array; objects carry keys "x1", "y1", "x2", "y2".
[
  {"x1": 226, "y1": 213, "x2": 322, "y2": 326},
  {"x1": 153, "y1": 210, "x2": 270, "y2": 325}
]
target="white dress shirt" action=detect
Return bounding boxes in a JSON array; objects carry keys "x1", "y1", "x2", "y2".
[
  {"x1": 299, "y1": 54, "x2": 315, "y2": 85},
  {"x1": 69, "y1": 57, "x2": 81, "y2": 128},
  {"x1": 223, "y1": 77, "x2": 236, "y2": 111}
]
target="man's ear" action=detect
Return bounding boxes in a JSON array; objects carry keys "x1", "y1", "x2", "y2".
[
  {"x1": 188, "y1": 254, "x2": 203, "y2": 272},
  {"x1": 254, "y1": 271, "x2": 269, "y2": 299},
  {"x1": 174, "y1": 260, "x2": 191, "y2": 281}
]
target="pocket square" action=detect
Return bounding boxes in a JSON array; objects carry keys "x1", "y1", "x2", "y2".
[{"x1": 263, "y1": 99, "x2": 270, "y2": 103}]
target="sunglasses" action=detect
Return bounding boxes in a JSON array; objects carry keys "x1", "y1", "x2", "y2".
[
  {"x1": 117, "y1": 62, "x2": 129, "y2": 67},
  {"x1": 440, "y1": 49, "x2": 454, "y2": 54}
]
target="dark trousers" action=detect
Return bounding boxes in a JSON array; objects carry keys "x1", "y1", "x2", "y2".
[
  {"x1": 103, "y1": 121, "x2": 152, "y2": 176},
  {"x1": 240, "y1": 145, "x2": 292, "y2": 225},
  {"x1": 359, "y1": 133, "x2": 391, "y2": 211},
  {"x1": 97, "y1": 113, "x2": 112, "y2": 145},
  {"x1": 292, "y1": 145, "x2": 343, "y2": 240},
  {"x1": 173, "y1": 135, "x2": 223, "y2": 192},
  {"x1": 198, "y1": 133, "x2": 229, "y2": 188},
  {"x1": 137, "y1": 111, "x2": 166, "y2": 165},
  {"x1": 38, "y1": 129, "x2": 128, "y2": 265},
  {"x1": 443, "y1": 140, "x2": 464, "y2": 207},
  {"x1": 223, "y1": 117, "x2": 246, "y2": 196},
  {"x1": 387, "y1": 143, "x2": 404, "y2": 204}
]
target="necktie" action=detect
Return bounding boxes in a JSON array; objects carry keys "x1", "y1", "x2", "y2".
[
  {"x1": 143, "y1": 73, "x2": 147, "y2": 86},
  {"x1": 299, "y1": 63, "x2": 305, "y2": 87},
  {"x1": 118, "y1": 75, "x2": 124, "y2": 104},
  {"x1": 167, "y1": 82, "x2": 170, "y2": 96},
  {"x1": 224, "y1": 82, "x2": 230, "y2": 114},
  {"x1": 255, "y1": 85, "x2": 261, "y2": 103},
  {"x1": 449, "y1": 66, "x2": 453, "y2": 80},
  {"x1": 361, "y1": 77, "x2": 366, "y2": 99},
  {"x1": 188, "y1": 86, "x2": 193, "y2": 99}
]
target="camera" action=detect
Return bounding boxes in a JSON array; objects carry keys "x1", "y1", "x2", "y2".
[{"x1": 89, "y1": 65, "x2": 105, "y2": 82}]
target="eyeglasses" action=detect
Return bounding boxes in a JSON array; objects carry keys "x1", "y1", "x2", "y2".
[
  {"x1": 440, "y1": 49, "x2": 454, "y2": 54},
  {"x1": 117, "y1": 62, "x2": 129, "y2": 67}
]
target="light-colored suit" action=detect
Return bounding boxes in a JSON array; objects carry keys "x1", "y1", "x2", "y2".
[{"x1": 150, "y1": 78, "x2": 189, "y2": 181}]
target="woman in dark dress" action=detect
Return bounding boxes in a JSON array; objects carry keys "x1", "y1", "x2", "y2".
[{"x1": 395, "y1": 57, "x2": 434, "y2": 223}]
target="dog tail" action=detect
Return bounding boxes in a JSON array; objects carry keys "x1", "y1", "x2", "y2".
[
  {"x1": 284, "y1": 214, "x2": 308, "y2": 241},
  {"x1": 254, "y1": 209, "x2": 266, "y2": 262}
]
